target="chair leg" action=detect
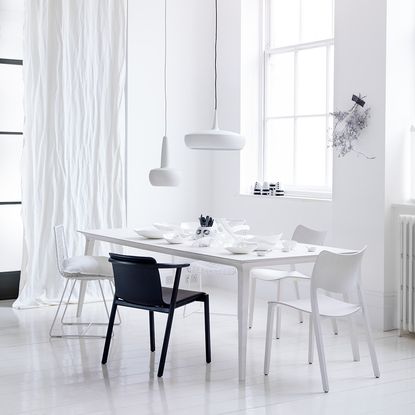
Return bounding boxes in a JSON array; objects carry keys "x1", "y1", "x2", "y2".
[
  {"x1": 264, "y1": 302, "x2": 276, "y2": 375},
  {"x1": 109, "y1": 280, "x2": 121, "y2": 325},
  {"x1": 149, "y1": 311, "x2": 155, "y2": 352},
  {"x1": 60, "y1": 279, "x2": 77, "y2": 324},
  {"x1": 101, "y1": 299, "x2": 118, "y2": 364},
  {"x1": 348, "y1": 316, "x2": 360, "y2": 361},
  {"x1": 323, "y1": 292, "x2": 338, "y2": 335},
  {"x1": 157, "y1": 308, "x2": 176, "y2": 377},
  {"x1": 312, "y1": 311, "x2": 329, "y2": 393},
  {"x1": 182, "y1": 269, "x2": 192, "y2": 318},
  {"x1": 98, "y1": 280, "x2": 111, "y2": 320},
  {"x1": 344, "y1": 294, "x2": 360, "y2": 362},
  {"x1": 359, "y1": 291, "x2": 380, "y2": 378},
  {"x1": 76, "y1": 280, "x2": 88, "y2": 318},
  {"x1": 49, "y1": 279, "x2": 70, "y2": 337},
  {"x1": 293, "y1": 279, "x2": 304, "y2": 323},
  {"x1": 275, "y1": 280, "x2": 282, "y2": 339},
  {"x1": 248, "y1": 277, "x2": 256, "y2": 329},
  {"x1": 308, "y1": 315, "x2": 314, "y2": 364},
  {"x1": 331, "y1": 318, "x2": 339, "y2": 335},
  {"x1": 204, "y1": 295, "x2": 211, "y2": 363}
]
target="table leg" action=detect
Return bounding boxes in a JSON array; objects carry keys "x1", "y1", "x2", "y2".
[
  {"x1": 237, "y1": 264, "x2": 250, "y2": 381},
  {"x1": 76, "y1": 238, "x2": 96, "y2": 318}
]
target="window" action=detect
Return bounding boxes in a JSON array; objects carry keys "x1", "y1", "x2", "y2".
[
  {"x1": 261, "y1": 0, "x2": 334, "y2": 196},
  {"x1": 0, "y1": 0, "x2": 24, "y2": 286}
]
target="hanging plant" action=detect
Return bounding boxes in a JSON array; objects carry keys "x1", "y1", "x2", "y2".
[{"x1": 330, "y1": 94, "x2": 374, "y2": 159}]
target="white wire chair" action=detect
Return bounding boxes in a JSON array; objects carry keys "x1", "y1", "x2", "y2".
[{"x1": 49, "y1": 225, "x2": 120, "y2": 338}]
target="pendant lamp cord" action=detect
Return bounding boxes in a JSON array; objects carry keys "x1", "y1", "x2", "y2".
[
  {"x1": 164, "y1": 0, "x2": 168, "y2": 137},
  {"x1": 214, "y1": 0, "x2": 218, "y2": 111}
]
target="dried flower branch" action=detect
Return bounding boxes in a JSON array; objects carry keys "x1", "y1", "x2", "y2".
[{"x1": 330, "y1": 94, "x2": 375, "y2": 159}]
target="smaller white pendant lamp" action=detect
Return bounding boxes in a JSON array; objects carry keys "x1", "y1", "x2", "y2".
[
  {"x1": 149, "y1": 0, "x2": 180, "y2": 186},
  {"x1": 185, "y1": 0, "x2": 245, "y2": 151},
  {"x1": 149, "y1": 135, "x2": 180, "y2": 186}
]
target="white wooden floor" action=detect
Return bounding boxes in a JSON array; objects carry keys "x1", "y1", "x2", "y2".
[{"x1": 1, "y1": 288, "x2": 415, "y2": 415}]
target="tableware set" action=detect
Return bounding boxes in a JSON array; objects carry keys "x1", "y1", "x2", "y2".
[{"x1": 135, "y1": 220, "x2": 305, "y2": 256}]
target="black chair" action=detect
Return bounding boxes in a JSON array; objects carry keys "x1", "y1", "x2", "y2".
[{"x1": 101, "y1": 253, "x2": 211, "y2": 377}]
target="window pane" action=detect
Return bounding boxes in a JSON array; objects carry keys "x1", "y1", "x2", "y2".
[
  {"x1": 0, "y1": 0, "x2": 24, "y2": 59},
  {"x1": 267, "y1": 53, "x2": 294, "y2": 117},
  {"x1": 0, "y1": 64, "x2": 23, "y2": 132},
  {"x1": 328, "y1": 45, "x2": 334, "y2": 113},
  {"x1": 264, "y1": 119, "x2": 294, "y2": 185},
  {"x1": 297, "y1": 47, "x2": 327, "y2": 115},
  {"x1": 296, "y1": 116, "x2": 327, "y2": 186},
  {"x1": 301, "y1": 0, "x2": 333, "y2": 43},
  {"x1": 0, "y1": 204, "x2": 22, "y2": 272},
  {"x1": 270, "y1": 0, "x2": 300, "y2": 47},
  {"x1": 0, "y1": 134, "x2": 22, "y2": 201}
]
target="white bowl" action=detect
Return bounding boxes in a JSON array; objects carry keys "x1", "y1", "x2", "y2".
[
  {"x1": 153, "y1": 222, "x2": 179, "y2": 233},
  {"x1": 225, "y1": 242, "x2": 257, "y2": 255},
  {"x1": 251, "y1": 233, "x2": 282, "y2": 250},
  {"x1": 163, "y1": 232, "x2": 185, "y2": 244},
  {"x1": 134, "y1": 227, "x2": 164, "y2": 239}
]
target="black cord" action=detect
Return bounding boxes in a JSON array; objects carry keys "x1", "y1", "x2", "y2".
[
  {"x1": 164, "y1": 0, "x2": 167, "y2": 137},
  {"x1": 214, "y1": 0, "x2": 218, "y2": 110}
]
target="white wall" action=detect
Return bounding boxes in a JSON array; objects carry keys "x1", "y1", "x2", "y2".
[
  {"x1": 384, "y1": 0, "x2": 415, "y2": 327},
  {"x1": 331, "y1": 0, "x2": 387, "y2": 329},
  {"x1": 127, "y1": 0, "x2": 214, "y2": 228}
]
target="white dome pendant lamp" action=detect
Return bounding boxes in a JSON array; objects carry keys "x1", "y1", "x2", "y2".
[
  {"x1": 149, "y1": 0, "x2": 180, "y2": 186},
  {"x1": 184, "y1": 0, "x2": 245, "y2": 151}
]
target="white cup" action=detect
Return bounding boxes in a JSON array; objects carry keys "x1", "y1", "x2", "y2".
[{"x1": 281, "y1": 240, "x2": 297, "y2": 252}]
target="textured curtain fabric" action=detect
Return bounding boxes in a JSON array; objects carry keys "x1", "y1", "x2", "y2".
[{"x1": 13, "y1": 0, "x2": 126, "y2": 308}]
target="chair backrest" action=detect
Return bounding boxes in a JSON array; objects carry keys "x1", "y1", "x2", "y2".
[
  {"x1": 54, "y1": 225, "x2": 69, "y2": 276},
  {"x1": 109, "y1": 253, "x2": 165, "y2": 307},
  {"x1": 311, "y1": 248, "x2": 366, "y2": 295},
  {"x1": 292, "y1": 224, "x2": 327, "y2": 245}
]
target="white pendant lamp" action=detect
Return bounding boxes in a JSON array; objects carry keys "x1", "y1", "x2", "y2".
[
  {"x1": 149, "y1": 0, "x2": 180, "y2": 186},
  {"x1": 185, "y1": 0, "x2": 245, "y2": 151}
]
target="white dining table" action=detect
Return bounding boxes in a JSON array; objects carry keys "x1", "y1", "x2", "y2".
[{"x1": 77, "y1": 227, "x2": 353, "y2": 381}]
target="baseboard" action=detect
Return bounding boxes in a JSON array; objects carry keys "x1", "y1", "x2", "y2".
[
  {"x1": 0, "y1": 271, "x2": 20, "y2": 300},
  {"x1": 359, "y1": 288, "x2": 398, "y2": 331}
]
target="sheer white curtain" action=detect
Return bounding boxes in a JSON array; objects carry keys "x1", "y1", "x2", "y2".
[{"x1": 14, "y1": 0, "x2": 126, "y2": 308}]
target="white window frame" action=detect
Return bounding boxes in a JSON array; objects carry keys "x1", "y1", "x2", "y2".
[{"x1": 258, "y1": 0, "x2": 334, "y2": 199}]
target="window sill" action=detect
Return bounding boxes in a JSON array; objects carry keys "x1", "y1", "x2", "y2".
[{"x1": 239, "y1": 193, "x2": 332, "y2": 202}]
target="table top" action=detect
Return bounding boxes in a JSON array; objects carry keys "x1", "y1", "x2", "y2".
[{"x1": 79, "y1": 228, "x2": 355, "y2": 268}]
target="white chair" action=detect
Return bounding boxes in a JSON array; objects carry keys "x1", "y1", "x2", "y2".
[
  {"x1": 264, "y1": 248, "x2": 380, "y2": 393},
  {"x1": 249, "y1": 225, "x2": 330, "y2": 339},
  {"x1": 50, "y1": 225, "x2": 120, "y2": 338}
]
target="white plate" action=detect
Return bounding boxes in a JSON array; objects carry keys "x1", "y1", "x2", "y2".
[
  {"x1": 134, "y1": 227, "x2": 164, "y2": 239},
  {"x1": 225, "y1": 244, "x2": 257, "y2": 255},
  {"x1": 163, "y1": 232, "x2": 185, "y2": 244}
]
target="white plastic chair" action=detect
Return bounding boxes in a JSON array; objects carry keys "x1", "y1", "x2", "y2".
[
  {"x1": 50, "y1": 225, "x2": 120, "y2": 338},
  {"x1": 249, "y1": 225, "x2": 331, "y2": 338},
  {"x1": 264, "y1": 248, "x2": 380, "y2": 393}
]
